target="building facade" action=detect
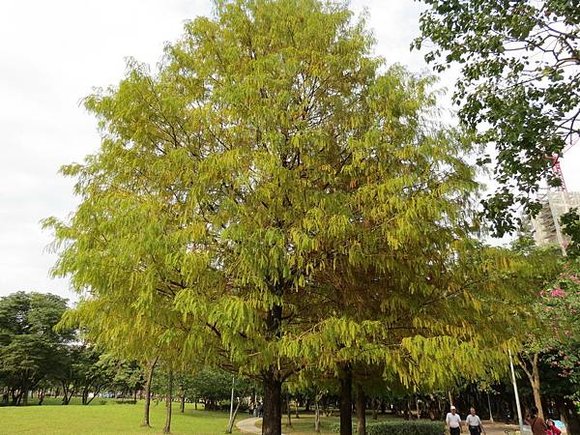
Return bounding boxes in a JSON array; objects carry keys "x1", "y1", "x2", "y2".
[{"x1": 529, "y1": 191, "x2": 580, "y2": 250}]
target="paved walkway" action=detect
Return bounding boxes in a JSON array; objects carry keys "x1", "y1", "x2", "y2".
[
  {"x1": 235, "y1": 418, "x2": 528, "y2": 435},
  {"x1": 236, "y1": 417, "x2": 262, "y2": 434},
  {"x1": 481, "y1": 421, "x2": 521, "y2": 435}
]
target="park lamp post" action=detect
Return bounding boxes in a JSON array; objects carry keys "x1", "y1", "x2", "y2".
[{"x1": 508, "y1": 349, "x2": 525, "y2": 433}]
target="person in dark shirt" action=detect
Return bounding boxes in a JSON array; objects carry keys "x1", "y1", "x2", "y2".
[{"x1": 526, "y1": 407, "x2": 546, "y2": 435}]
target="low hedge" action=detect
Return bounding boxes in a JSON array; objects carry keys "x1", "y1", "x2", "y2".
[
  {"x1": 330, "y1": 420, "x2": 445, "y2": 435},
  {"x1": 367, "y1": 421, "x2": 445, "y2": 435}
]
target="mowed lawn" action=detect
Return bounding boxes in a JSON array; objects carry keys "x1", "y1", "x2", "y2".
[
  {"x1": 0, "y1": 400, "x2": 233, "y2": 434},
  {"x1": 0, "y1": 399, "x2": 389, "y2": 434}
]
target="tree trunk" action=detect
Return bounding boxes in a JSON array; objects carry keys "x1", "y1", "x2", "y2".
[
  {"x1": 286, "y1": 391, "x2": 292, "y2": 427},
  {"x1": 314, "y1": 395, "x2": 321, "y2": 433},
  {"x1": 141, "y1": 356, "x2": 158, "y2": 427},
  {"x1": 415, "y1": 395, "x2": 421, "y2": 420},
  {"x1": 163, "y1": 370, "x2": 173, "y2": 434},
  {"x1": 262, "y1": 369, "x2": 282, "y2": 435},
  {"x1": 85, "y1": 389, "x2": 99, "y2": 405},
  {"x1": 82, "y1": 386, "x2": 89, "y2": 405},
  {"x1": 487, "y1": 392, "x2": 494, "y2": 423},
  {"x1": 262, "y1": 294, "x2": 283, "y2": 435},
  {"x1": 226, "y1": 398, "x2": 241, "y2": 434},
  {"x1": 180, "y1": 393, "x2": 186, "y2": 413},
  {"x1": 372, "y1": 398, "x2": 379, "y2": 420},
  {"x1": 340, "y1": 365, "x2": 353, "y2": 435},
  {"x1": 520, "y1": 353, "x2": 544, "y2": 420},
  {"x1": 356, "y1": 384, "x2": 366, "y2": 435},
  {"x1": 61, "y1": 384, "x2": 74, "y2": 406}
]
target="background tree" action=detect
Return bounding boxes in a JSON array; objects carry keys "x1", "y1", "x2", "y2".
[
  {"x1": 0, "y1": 292, "x2": 69, "y2": 406},
  {"x1": 536, "y1": 258, "x2": 580, "y2": 432},
  {"x1": 415, "y1": 0, "x2": 580, "y2": 243},
  {"x1": 52, "y1": 343, "x2": 117, "y2": 405}
]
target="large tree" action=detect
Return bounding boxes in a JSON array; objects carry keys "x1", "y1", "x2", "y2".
[
  {"x1": 415, "y1": 0, "x2": 580, "y2": 244},
  {"x1": 46, "y1": 0, "x2": 535, "y2": 433}
]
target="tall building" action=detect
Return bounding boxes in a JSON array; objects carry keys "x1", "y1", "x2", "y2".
[{"x1": 529, "y1": 191, "x2": 580, "y2": 250}]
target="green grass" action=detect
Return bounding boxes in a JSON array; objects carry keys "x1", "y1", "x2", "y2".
[
  {"x1": 0, "y1": 401, "x2": 397, "y2": 434},
  {"x1": 258, "y1": 412, "x2": 395, "y2": 434},
  {"x1": 277, "y1": 414, "x2": 341, "y2": 434},
  {"x1": 0, "y1": 400, "x2": 232, "y2": 434}
]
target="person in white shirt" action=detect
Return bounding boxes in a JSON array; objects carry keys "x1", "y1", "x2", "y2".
[
  {"x1": 446, "y1": 405, "x2": 463, "y2": 435},
  {"x1": 466, "y1": 407, "x2": 485, "y2": 434}
]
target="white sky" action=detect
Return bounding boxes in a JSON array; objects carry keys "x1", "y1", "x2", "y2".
[{"x1": 1, "y1": 0, "x2": 579, "y2": 301}]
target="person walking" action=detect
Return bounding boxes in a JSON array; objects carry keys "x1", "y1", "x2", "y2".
[
  {"x1": 465, "y1": 407, "x2": 485, "y2": 434},
  {"x1": 526, "y1": 407, "x2": 546, "y2": 435},
  {"x1": 546, "y1": 419, "x2": 562, "y2": 435},
  {"x1": 446, "y1": 405, "x2": 463, "y2": 435}
]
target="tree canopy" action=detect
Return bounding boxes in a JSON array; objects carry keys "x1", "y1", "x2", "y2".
[
  {"x1": 415, "y1": 0, "x2": 580, "y2": 242},
  {"x1": 44, "y1": 0, "x2": 556, "y2": 433},
  {"x1": 0, "y1": 292, "x2": 69, "y2": 405}
]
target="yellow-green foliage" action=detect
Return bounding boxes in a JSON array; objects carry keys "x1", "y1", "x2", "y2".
[{"x1": 45, "y1": 0, "x2": 540, "y2": 393}]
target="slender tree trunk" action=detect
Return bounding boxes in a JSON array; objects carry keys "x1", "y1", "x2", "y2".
[
  {"x1": 226, "y1": 398, "x2": 241, "y2": 434},
  {"x1": 415, "y1": 395, "x2": 421, "y2": 420},
  {"x1": 314, "y1": 395, "x2": 321, "y2": 433},
  {"x1": 22, "y1": 386, "x2": 28, "y2": 406},
  {"x1": 85, "y1": 388, "x2": 99, "y2": 405},
  {"x1": 180, "y1": 392, "x2": 186, "y2": 413},
  {"x1": 487, "y1": 392, "x2": 494, "y2": 423},
  {"x1": 141, "y1": 356, "x2": 158, "y2": 427},
  {"x1": 356, "y1": 384, "x2": 366, "y2": 435},
  {"x1": 286, "y1": 391, "x2": 292, "y2": 427},
  {"x1": 520, "y1": 353, "x2": 544, "y2": 420},
  {"x1": 372, "y1": 398, "x2": 379, "y2": 420},
  {"x1": 262, "y1": 369, "x2": 282, "y2": 435},
  {"x1": 38, "y1": 389, "x2": 45, "y2": 405},
  {"x1": 340, "y1": 364, "x2": 353, "y2": 435},
  {"x1": 82, "y1": 386, "x2": 89, "y2": 405},
  {"x1": 163, "y1": 370, "x2": 173, "y2": 434}
]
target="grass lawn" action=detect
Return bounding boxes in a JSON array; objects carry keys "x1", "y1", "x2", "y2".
[
  {"x1": 0, "y1": 400, "x2": 232, "y2": 434},
  {"x1": 275, "y1": 414, "x2": 341, "y2": 434},
  {"x1": 0, "y1": 400, "x2": 395, "y2": 434},
  {"x1": 253, "y1": 412, "x2": 394, "y2": 434}
]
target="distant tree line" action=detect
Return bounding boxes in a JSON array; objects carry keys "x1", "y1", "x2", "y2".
[{"x1": 0, "y1": 291, "x2": 253, "y2": 410}]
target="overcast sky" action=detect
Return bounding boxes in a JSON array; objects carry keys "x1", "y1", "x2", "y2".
[{"x1": 1, "y1": 0, "x2": 579, "y2": 301}]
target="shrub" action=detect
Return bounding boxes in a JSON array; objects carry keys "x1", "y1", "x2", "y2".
[
  {"x1": 114, "y1": 399, "x2": 137, "y2": 404},
  {"x1": 330, "y1": 420, "x2": 445, "y2": 435},
  {"x1": 366, "y1": 421, "x2": 445, "y2": 435}
]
